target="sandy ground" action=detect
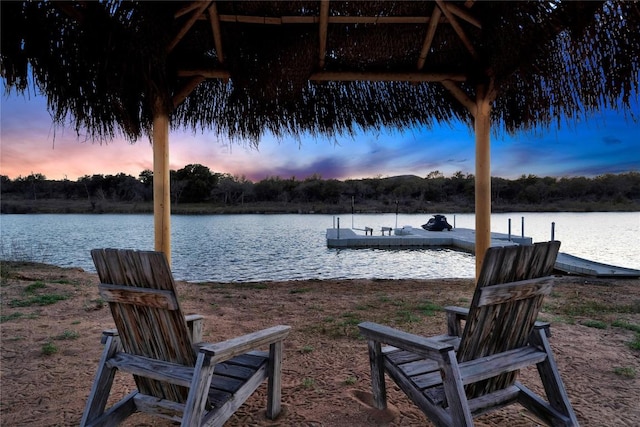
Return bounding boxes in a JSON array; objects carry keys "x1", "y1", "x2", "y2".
[{"x1": 1, "y1": 261, "x2": 639, "y2": 426}]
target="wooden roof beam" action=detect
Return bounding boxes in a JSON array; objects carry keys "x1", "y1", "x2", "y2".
[
  {"x1": 178, "y1": 69, "x2": 231, "y2": 79},
  {"x1": 168, "y1": 1, "x2": 211, "y2": 53},
  {"x1": 436, "y1": 0, "x2": 478, "y2": 60},
  {"x1": 446, "y1": 2, "x2": 481, "y2": 29},
  {"x1": 174, "y1": 2, "x2": 203, "y2": 19},
  {"x1": 204, "y1": 15, "x2": 443, "y2": 25},
  {"x1": 172, "y1": 76, "x2": 206, "y2": 109},
  {"x1": 441, "y1": 80, "x2": 477, "y2": 116},
  {"x1": 318, "y1": 0, "x2": 330, "y2": 68},
  {"x1": 208, "y1": 2, "x2": 225, "y2": 64},
  {"x1": 417, "y1": 5, "x2": 442, "y2": 70},
  {"x1": 310, "y1": 71, "x2": 466, "y2": 83},
  {"x1": 178, "y1": 69, "x2": 465, "y2": 83}
]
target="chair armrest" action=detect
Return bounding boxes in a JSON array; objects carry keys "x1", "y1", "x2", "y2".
[
  {"x1": 444, "y1": 306, "x2": 469, "y2": 318},
  {"x1": 101, "y1": 328, "x2": 119, "y2": 344},
  {"x1": 444, "y1": 306, "x2": 469, "y2": 337},
  {"x1": 358, "y1": 321, "x2": 453, "y2": 360},
  {"x1": 185, "y1": 314, "x2": 204, "y2": 343},
  {"x1": 198, "y1": 325, "x2": 291, "y2": 363},
  {"x1": 534, "y1": 320, "x2": 551, "y2": 337}
]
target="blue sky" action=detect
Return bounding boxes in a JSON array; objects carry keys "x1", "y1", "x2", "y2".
[{"x1": 1, "y1": 88, "x2": 639, "y2": 182}]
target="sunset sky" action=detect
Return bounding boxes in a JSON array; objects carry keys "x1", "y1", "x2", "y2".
[{"x1": 1, "y1": 84, "x2": 639, "y2": 182}]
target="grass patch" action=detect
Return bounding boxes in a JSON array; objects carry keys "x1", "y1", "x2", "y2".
[
  {"x1": 395, "y1": 309, "x2": 420, "y2": 324},
  {"x1": 344, "y1": 376, "x2": 357, "y2": 385},
  {"x1": 377, "y1": 294, "x2": 391, "y2": 303},
  {"x1": 627, "y1": 335, "x2": 640, "y2": 351},
  {"x1": 613, "y1": 366, "x2": 636, "y2": 378},
  {"x1": 41, "y1": 341, "x2": 58, "y2": 356},
  {"x1": 24, "y1": 281, "x2": 46, "y2": 294},
  {"x1": 54, "y1": 330, "x2": 79, "y2": 340},
  {"x1": 301, "y1": 378, "x2": 315, "y2": 389},
  {"x1": 612, "y1": 320, "x2": 640, "y2": 333},
  {"x1": 582, "y1": 319, "x2": 608, "y2": 329},
  {"x1": 299, "y1": 345, "x2": 314, "y2": 354},
  {"x1": 559, "y1": 300, "x2": 640, "y2": 317},
  {"x1": 0, "y1": 312, "x2": 24, "y2": 323},
  {"x1": 611, "y1": 320, "x2": 640, "y2": 351},
  {"x1": 416, "y1": 300, "x2": 442, "y2": 316},
  {"x1": 9, "y1": 294, "x2": 67, "y2": 307}
]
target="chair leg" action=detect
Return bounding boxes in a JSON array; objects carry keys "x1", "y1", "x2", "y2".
[
  {"x1": 529, "y1": 328, "x2": 580, "y2": 426},
  {"x1": 267, "y1": 340, "x2": 284, "y2": 419},
  {"x1": 80, "y1": 335, "x2": 128, "y2": 427},
  {"x1": 439, "y1": 349, "x2": 473, "y2": 427},
  {"x1": 367, "y1": 340, "x2": 387, "y2": 410},
  {"x1": 182, "y1": 352, "x2": 216, "y2": 427}
]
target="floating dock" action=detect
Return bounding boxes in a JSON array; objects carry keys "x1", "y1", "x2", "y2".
[
  {"x1": 326, "y1": 226, "x2": 640, "y2": 278},
  {"x1": 554, "y1": 253, "x2": 640, "y2": 278},
  {"x1": 326, "y1": 226, "x2": 532, "y2": 253}
]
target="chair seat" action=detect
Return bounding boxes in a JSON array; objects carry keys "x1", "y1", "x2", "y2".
[{"x1": 208, "y1": 351, "x2": 268, "y2": 408}]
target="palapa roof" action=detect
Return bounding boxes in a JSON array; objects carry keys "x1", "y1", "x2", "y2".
[{"x1": 1, "y1": 1, "x2": 639, "y2": 143}]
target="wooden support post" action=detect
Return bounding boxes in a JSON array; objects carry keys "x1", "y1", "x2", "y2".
[
  {"x1": 153, "y1": 107, "x2": 171, "y2": 264},
  {"x1": 474, "y1": 90, "x2": 491, "y2": 279},
  {"x1": 267, "y1": 340, "x2": 284, "y2": 419}
]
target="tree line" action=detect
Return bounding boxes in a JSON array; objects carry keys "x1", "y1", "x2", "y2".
[{"x1": 1, "y1": 166, "x2": 639, "y2": 213}]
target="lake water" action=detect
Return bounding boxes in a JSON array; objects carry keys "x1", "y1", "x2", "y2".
[{"x1": 1, "y1": 212, "x2": 638, "y2": 282}]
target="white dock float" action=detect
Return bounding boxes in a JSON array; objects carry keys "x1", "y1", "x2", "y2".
[
  {"x1": 555, "y1": 253, "x2": 640, "y2": 278},
  {"x1": 326, "y1": 226, "x2": 532, "y2": 253}
]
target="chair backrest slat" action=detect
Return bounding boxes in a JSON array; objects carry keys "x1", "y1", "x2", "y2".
[
  {"x1": 456, "y1": 241, "x2": 560, "y2": 397},
  {"x1": 91, "y1": 248, "x2": 196, "y2": 402},
  {"x1": 99, "y1": 283, "x2": 181, "y2": 310}
]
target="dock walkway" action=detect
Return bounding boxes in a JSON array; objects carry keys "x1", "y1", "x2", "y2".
[
  {"x1": 326, "y1": 226, "x2": 640, "y2": 278},
  {"x1": 326, "y1": 226, "x2": 531, "y2": 253},
  {"x1": 555, "y1": 253, "x2": 640, "y2": 278}
]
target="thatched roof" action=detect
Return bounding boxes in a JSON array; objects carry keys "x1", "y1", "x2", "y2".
[{"x1": 2, "y1": 1, "x2": 639, "y2": 143}]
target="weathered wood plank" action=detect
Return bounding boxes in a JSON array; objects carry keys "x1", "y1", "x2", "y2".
[
  {"x1": 358, "y1": 322, "x2": 453, "y2": 359},
  {"x1": 80, "y1": 335, "x2": 125, "y2": 427},
  {"x1": 133, "y1": 393, "x2": 184, "y2": 422},
  {"x1": 199, "y1": 325, "x2": 290, "y2": 362},
  {"x1": 266, "y1": 340, "x2": 284, "y2": 419},
  {"x1": 99, "y1": 283, "x2": 180, "y2": 310},
  {"x1": 384, "y1": 359, "x2": 453, "y2": 426},
  {"x1": 82, "y1": 391, "x2": 137, "y2": 427},
  {"x1": 105, "y1": 353, "x2": 194, "y2": 387},
  {"x1": 527, "y1": 328, "x2": 580, "y2": 425},
  {"x1": 185, "y1": 314, "x2": 204, "y2": 343},
  {"x1": 438, "y1": 348, "x2": 473, "y2": 426},
  {"x1": 202, "y1": 363, "x2": 269, "y2": 427},
  {"x1": 467, "y1": 385, "x2": 519, "y2": 414},
  {"x1": 367, "y1": 340, "x2": 387, "y2": 410},
  {"x1": 477, "y1": 276, "x2": 555, "y2": 306},
  {"x1": 182, "y1": 351, "x2": 216, "y2": 427}
]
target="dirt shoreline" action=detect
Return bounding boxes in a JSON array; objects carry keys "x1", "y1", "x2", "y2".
[{"x1": 1, "y1": 261, "x2": 639, "y2": 426}]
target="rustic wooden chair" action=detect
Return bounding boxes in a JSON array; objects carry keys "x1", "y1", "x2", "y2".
[
  {"x1": 81, "y1": 248, "x2": 290, "y2": 427},
  {"x1": 359, "y1": 241, "x2": 579, "y2": 427}
]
